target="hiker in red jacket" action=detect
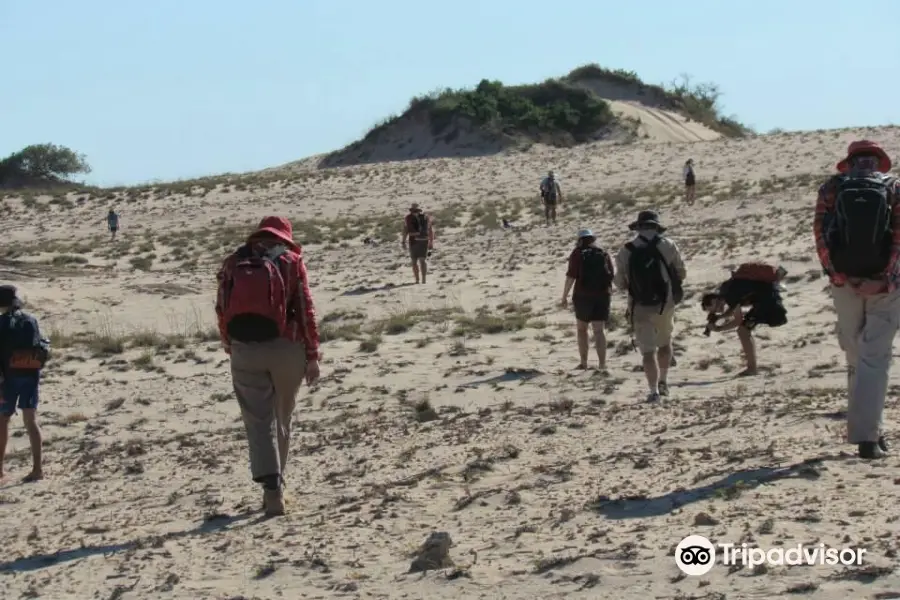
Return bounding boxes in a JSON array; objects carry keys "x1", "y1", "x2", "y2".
[
  {"x1": 813, "y1": 140, "x2": 900, "y2": 459},
  {"x1": 215, "y1": 216, "x2": 321, "y2": 516}
]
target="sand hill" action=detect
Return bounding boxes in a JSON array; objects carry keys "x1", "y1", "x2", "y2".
[
  {"x1": 315, "y1": 65, "x2": 748, "y2": 169},
  {"x1": 0, "y1": 97, "x2": 899, "y2": 598}
]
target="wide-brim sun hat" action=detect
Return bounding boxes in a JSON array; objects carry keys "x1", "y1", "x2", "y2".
[
  {"x1": 628, "y1": 210, "x2": 667, "y2": 232},
  {"x1": 836, "y1": 140, "x2": 892, "y2": 173},
  {"x1": 577, "y1": 228, "x2": 595, "y2": 239},
  {"x1": 250, "y1": 216, "x2": 299, "y2": 250}
]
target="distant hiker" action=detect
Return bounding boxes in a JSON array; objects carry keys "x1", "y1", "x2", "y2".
[
  {"x1": 0, "y1": 285, "x2": 49, "y2": 483},
  {"x1": 683, "y1": 159, "x2": 696, "y2": 205},
  {"x1": 702, "y1": 263, "x2": 788, "y2": 375},
  {"x1": 814, "y1": 140, "x2": 900, "y2": 459},
  {"x1": 614, "y1": 210, "x2": 686, "y2": 402},
  {"x1": 502, "y1": 218, "x2": 512, "y2": 229},
  {"x1": 402, "y1": 203, "x2": 434, "y2": 284},
  {"x1": 560, "y1": 229, "x2": 615, "y2": 371},
  {"x1": 540, "y1": 170, "x2": 562, "y2": 226},
  {"x1": 107, "y1": 209, "x2": 119, "y2": 241},
  {"x1": 215, "y1": 216, "x2": 321, "y2": 514}
]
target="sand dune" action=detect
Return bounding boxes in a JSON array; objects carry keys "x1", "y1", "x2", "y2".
[{"x1": 0, "y1": 126, "x2": 899, "y2": 599}]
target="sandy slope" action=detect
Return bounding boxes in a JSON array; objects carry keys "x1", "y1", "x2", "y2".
[{"x1": 0, "y1": 126, "x2": 899, "y2": 600}]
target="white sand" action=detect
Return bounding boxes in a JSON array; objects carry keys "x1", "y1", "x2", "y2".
[{"x1": 0, "y1": 125, "x2": 899, "y2": 599}]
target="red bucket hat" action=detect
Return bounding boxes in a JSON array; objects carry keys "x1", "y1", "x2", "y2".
[
  {"x1": 249, "y1": 216, "x2": 300, "y2": 251},
  {"x1": 836, "y1": 140, "x2": 892, "y2": 173}
]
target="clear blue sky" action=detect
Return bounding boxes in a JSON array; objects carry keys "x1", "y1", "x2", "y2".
[{"x1": 2, "y1": 0, "x2": 898, "y2": 187}]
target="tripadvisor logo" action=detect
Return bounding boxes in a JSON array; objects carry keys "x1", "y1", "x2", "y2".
[{"x1": 675, "y1": 535, "x2": 866, "y2": 576}]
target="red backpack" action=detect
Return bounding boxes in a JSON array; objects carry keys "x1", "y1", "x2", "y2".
[
  {"x1": 731, "y1": 262, "x2": 780, "y2": 284},
  {"x1": 221, "y1": 244, "x2": 291, "y2": 343}
]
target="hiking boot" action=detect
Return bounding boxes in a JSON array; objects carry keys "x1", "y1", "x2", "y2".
[
  {"x1": 879, "y1": 436, "x2": 890, "y2": 453},
  {"x1": 263, "y1": 488, "x2": 286, "y2": 516},
  {"x1": 858, "y1": 441, "x2": 887, "y2": 460},
  {"x1": 658, "y1": 381, "x2": 669, "y2": 397},
  {"x1": 646, "y1": 392, "x2": 661, "y2": 403}
]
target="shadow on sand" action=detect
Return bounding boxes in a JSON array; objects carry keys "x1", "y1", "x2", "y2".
[
  {"x1": 341, "y1": 282, "x2": 416, "y2": 297},
  {"x1": 460, "y1": 368, "x2": 543, "y2": 389},
  {"x1": 0, "y1": 510, "x2": 264, "y2": 574},
  {"x1": 587, "y1": 456, "x2": 845, "y2": 520},
  {"x1": 670, "y1": 377, "x2": 735, "y2": 388}
]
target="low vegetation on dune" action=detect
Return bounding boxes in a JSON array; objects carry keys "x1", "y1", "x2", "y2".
[
  {"x1": 321, "y1": 63, "x2": 752, "y2": 166},
  {"x1": 564, "y1": 64, "x2": 750, "y2": 138},
  {"x1": 404, "y1": 78, "x2": 616, "y2": 143}
]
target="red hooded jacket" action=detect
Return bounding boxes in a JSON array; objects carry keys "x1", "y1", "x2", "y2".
[{"x1": 215, "y1": 217, "x2": 320, "y2": 362}]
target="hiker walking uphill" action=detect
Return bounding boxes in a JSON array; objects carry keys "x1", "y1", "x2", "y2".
[
  {"x1": 814, "y1": 140, "x2": 900, "y2": 460},
  {"x1": 402, "y1": 203, "x2": 434, "y2": 284},
  {"x1": 683, "y1": 159, "x2": 696, "y2": 205},
  {"x1": 614, "y1": 210, "x2": 686, "y2": 403},
  {"x1": 215, "y1": 216, "x2": 321, "y2": 515},
  {"x1": 107, "y1": 209, "x2": 119, "y2": 241},
  {"x1": 540, "y1": 170, "x2": 562, "y2": 226},
  {"x1": 702, "y1": 262, "x2": 788, "y2": 376},
  {"x1": 560, "y1": 229, "x2": 615, "y2": 371},
  {"x1": 0, "y1": 285, "x2": 49, "y2": 484}
]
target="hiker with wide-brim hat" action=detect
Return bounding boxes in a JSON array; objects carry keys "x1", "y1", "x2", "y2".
[
  {"x1": 402, "y1": 203, "x2": 434, "y2": 284},
  {"x1": 560, "y1": 229, "x2": 615, "y2": 371},
  {"x1": 215, "y1": 216, "x2": 322, "y2": 515},
  {"x1": 813, "y1": 139, "x2": 900, "y2": 459},
  {"x1": 614, "y1": 210, "x2": 686, "y2": 402},
  {"x1": 628, "y1": 210, "x2": 668, "y2": 233}
]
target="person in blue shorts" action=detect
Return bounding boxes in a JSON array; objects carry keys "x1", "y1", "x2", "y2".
[{"x1": 0, "y1": 285, "x2": 46, "y2": 483}]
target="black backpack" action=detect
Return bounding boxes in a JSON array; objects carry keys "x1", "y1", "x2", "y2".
[
  {"x1": 543, "y1": 179, "x2": 558, "y2": 201},
  {"x1": 409, "y1": 212, "x2": 428, "y2": 238},
  {"x1": 626, "y1": 237, "x2": 671, "y2": 309},
  {"x1": 578, "y1": 246, "x2": 613, "y2": 292},
  {"x1": 1, "y1": 310, "x2": 50, "y2": 372},
  {"x1": 827, "y1": 174, "x2": 895, "y2": 278}
]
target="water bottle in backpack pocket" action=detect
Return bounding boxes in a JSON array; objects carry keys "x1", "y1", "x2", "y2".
[
  {"x1": 221, "y1": 245, "x2": 291, "y2": 343},
  {"x1": 827, "y1": 175, "x2": 895, "y2": 278}
]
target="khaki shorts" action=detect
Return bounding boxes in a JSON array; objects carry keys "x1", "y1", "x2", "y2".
[{"x1": 631, "y1": 303, "x2": 675, "y2": 354}]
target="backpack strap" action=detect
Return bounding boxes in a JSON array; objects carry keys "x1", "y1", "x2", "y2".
[{"x1": 647, "y1": 237, "x2": 680, "y2": 313}]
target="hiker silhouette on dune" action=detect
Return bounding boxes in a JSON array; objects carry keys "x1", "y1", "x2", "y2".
[
  {"x1": 814, "y1": 140, "x2": 900, "y2": 460},
  {"x1": 401, "y1": 203, "x2": 434, "y2": 284},
  {"x1": 702, "y1": 262, "x2": 788, "y2": 376},
  {"x1": 540, "y1": 170, "x2": 562, "y2": 226},
  {"x1": 683, "y1": 159, "x2": 696, "y2": 205},
  {"x1": 107, "y1": 208, "x2": 119, "y2": 241},
  {"x1": 215, "y1": 216, "x2": 321, "y2": 515}
]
